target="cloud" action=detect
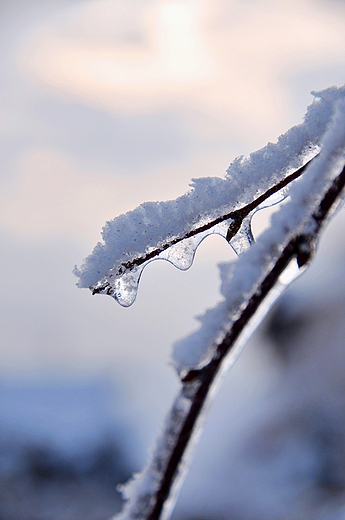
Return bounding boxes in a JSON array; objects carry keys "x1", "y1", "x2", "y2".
[
  {"x1": 20, "y1": 0, "x2": 345, "y2": 134},
  {"x1": 5, "y1": 0, "x2": 345, "y2": 242},
  {"x1": 29, "y1": 96, "x2": 194, "y2": 172}
]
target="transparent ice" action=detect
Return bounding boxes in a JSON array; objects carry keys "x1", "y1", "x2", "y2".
[
  {"x1": 75, "y1": 86, "x2": 345, "y2": 303},
  {"x1": 93, "y1": 196, "x2": 286, "y2": 307},
  {"x1": 93, "y1": 218, "x2": 236, "y2": 306}
]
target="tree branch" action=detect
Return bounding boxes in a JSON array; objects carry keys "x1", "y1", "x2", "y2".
[
  {"x1": 113, "y1": 94, "x2": 345, "y2": 517},
  {"x1": 72, "y1": 89, "x2": 345, "y2": 519},
  {"x1": 143, "y1": 162, "x2": 345, "y2": 520},
  {"x1": 92, "y1": 156, "x2": 314, "y2": 286},
  {"x1": 75, "y1": 86, "x2": 345, "y2": 309}
]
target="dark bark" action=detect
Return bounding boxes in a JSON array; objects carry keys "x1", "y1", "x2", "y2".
[{"x1": 146, "y1": 163, "x2": 345, "y2": 520}]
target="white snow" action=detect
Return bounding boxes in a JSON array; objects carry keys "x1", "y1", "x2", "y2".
[
  {"x1": 75, "y1": 89, "x2": 345, "y2": 518},
  {"x1": 172, "y1": 98, "x2": 345, "y2": 373},
  {"x1": 74, "y1": 86, "x2": 345, "y2": 307}
]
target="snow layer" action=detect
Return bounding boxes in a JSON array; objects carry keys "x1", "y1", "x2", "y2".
[
  {"x1": 105, "y1": 92, "x2": 345, "y2": 519},
  {"x1": 113, "y1": 107, "x2": 345, "y2": 515},
  {"x1": 74, "y1": 86, "x2": 345, "y2": 303},
  {"x1": 172, "y1": 98, "x2": 345, "y2": 372}
]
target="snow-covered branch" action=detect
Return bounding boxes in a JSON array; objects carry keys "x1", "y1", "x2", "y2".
[
  {"x1": 74, "y1": 87, "x2": 345, "y2": 307},
  {"x1": 75, "y1": 87, "x2": 345, "y2": 520}
]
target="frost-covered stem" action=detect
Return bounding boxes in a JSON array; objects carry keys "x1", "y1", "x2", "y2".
[
  {"x1": 144, "y1": 166, "x2": 345, "y2": 520},
  {"x1": 115, "y1": 126, "x2": 345, "y2": 519},
  {"x1": 114, "y1": 96, "x2": 345, "y2": 518},
  {"x1": 74, "y1": 89, "x2": 345, "y2": 519}
]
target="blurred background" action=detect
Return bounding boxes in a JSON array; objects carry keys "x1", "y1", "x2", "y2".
[{"x1": 1, "y1": 0, "x2": 345, "y2": 518}]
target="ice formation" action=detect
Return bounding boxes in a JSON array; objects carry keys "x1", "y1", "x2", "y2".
[
  {"x1": 173, "y1": 98, "x2": 345, "y2": 372},
  {"x1": 112, "y1": 96, "x2": 345, "y2": 520},
  {"x1": 74, "y1": 86, "x2": 345, "y2": 307},
  {"x1": 72, "y1": 87, "x2": 345, "y2": 520}
]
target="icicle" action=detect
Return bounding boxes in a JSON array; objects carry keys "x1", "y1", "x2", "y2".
[
  {"x1": 88, "y1": 186, "x2": 294, "y2": 307},
  {"x1": 159, "y1": 220, "x2": 232, "y2": 270},
  {"x1": 90, "y1": 219, "x2": 236, "y2": 307},
  {"x1": 87, "y1": 183, "x2": 292, "y2": 307},
  {"x1": 229, "y1": 188, "x2": 287, "y2": 255},
  {"x1": 229, "y1": 215, "x2": 254, "y2": 255},
  {"x1": 91, "y1": 264, "x2": 146, "y2": 307}
]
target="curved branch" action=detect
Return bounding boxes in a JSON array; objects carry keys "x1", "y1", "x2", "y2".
[
  {"x1": 145, "y1": 163, "x2": 345, "y2": 520},
  {"x1": 91, "y1": 157, "x2": 315, "y2": 299},
  {"x1": 94, "y1": 91, "x2": 345, "y2": 519},
  {"x1": 114, "y1": 111, "x2": 345, "y2": 516}
]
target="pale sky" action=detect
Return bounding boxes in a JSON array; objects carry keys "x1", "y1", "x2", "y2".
[{"x1": 1, "y1": 0, "x2": 345, "y2": 458}]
